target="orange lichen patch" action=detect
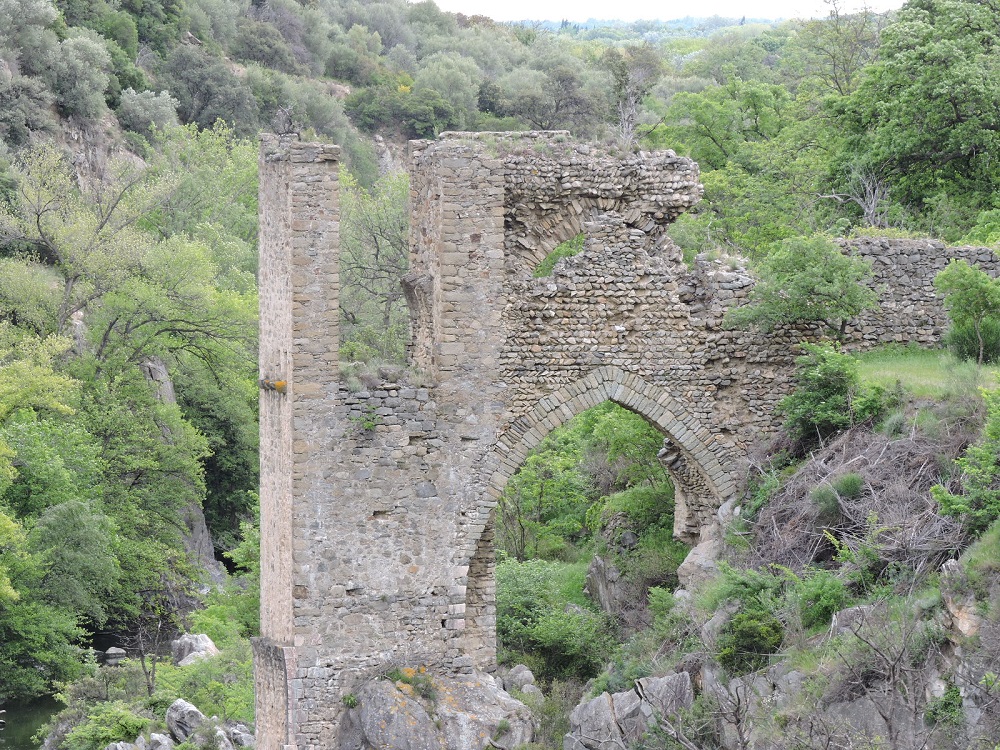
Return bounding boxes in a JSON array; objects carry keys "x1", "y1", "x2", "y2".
[
  {"x1": 396, "y1": 682, "x2": 416, "y2": 697},
  {"x1": 400, "y1": 667, "x2": 418, "y2": 679}
]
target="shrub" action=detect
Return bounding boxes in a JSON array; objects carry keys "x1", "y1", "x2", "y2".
[
  {"x1": 935, "y1": 259, "x2": 1000, "y2": 365},
  {"x1": 116, "y1": 89, "x2": 179, "y2": 136},
  {"x1": 0, "y1": 74, "x2": 56, "y2": 146},
  {"x1": 925, "y1": 682, "x2": 963, "y2": 726},
  {"x1": 716, "y1": 607, "x2": 784, "y2": 675},
  {"x1": 52, "y1": 32, "x2": 112, "y2": 119},
  {"x1": 792, "y1": 570, "x2": 848, "y2": 630},
  {"x1": 932, "y1": 389, "x2": 1000, "y2": 534},
  {"x1": 778, "y1": 343, "x2": 893, "y2": 448},
  {"x1": 810, "y1": 485, "x2": 840, "y2": 518},
  {"x1": 879, "y1": 410, "x2": 907, "y2": 437},
  {"x1": 496, "y1": 559, "x2": 613, "y2": 681},
  {"x1": 231, "y1": 19, "x2": 304, "y2": 75},
  {"x1": 534, "y1": 234, "x2": 585, "y2": 277},
  {"x1": 832, "y1": 472, "x2": 864, "y2": 499},
  {"x1": 161, "y1": 46, "x2": 259, "y2": 134},
  {"x1": 585, "y1": 482, "x2": 674, "y2": 534},
  {"x1": 63, "y1": 701, "x2": 148, "y2": 750},
  {"x1": 619, "y1": 525, "x2": 688, "y2": 587},
  {"x1": 945, "y1": 317, "x2": 1000, "y2": 365}
]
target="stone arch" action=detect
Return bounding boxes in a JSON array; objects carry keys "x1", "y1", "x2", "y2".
[
  {"x1": 457, "y1": 367, "x2": 737, "y2": 666},
  {"x1": 505, "y1": 197, "x2": 673, "y2": 276},
  {"x1": 487, "y1": 365, "x2": 736, "y2": 507}
]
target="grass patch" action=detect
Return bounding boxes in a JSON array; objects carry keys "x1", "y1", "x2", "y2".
[
  {"x1": 857, "y1": 346, "x2": 999, "y2": 399},
  {"x1": 961, "y1": 517, "x2": 1000, "y2": 579},
  {"x1": 547, "y1": 560, "x2": 593, "y2": 609}
]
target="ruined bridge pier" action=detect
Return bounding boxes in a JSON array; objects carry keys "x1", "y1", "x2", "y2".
[{"x1": 253, "y1": 132, "x2": 979, "y2": 750}]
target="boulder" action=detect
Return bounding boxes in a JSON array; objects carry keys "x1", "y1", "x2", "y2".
[
  {"x1": 435, "y1": 671, "x2": 534, "y2": 749},
  {"x1": 166, "y1": 699, "x2": 206, "y2": 743},
  {"x1": 566, "y1": 693, "x2": 626, "y2": 750},
  {"x1": 172, "y1": 634, "x2": 221, "y2": 667},
  {"x1": 355, "y1": 679, "x2": 445, "y2": 750},
  {"x1": 504, "y1": 664, "x2": 536, "y2": 692},
  {"x1": 676, "y1": 530, "x2": 721, "y2": 589},
  {"x1": 148, "y1": 734, "x2": 174, "y2": 750},
  {"x1": 564, "y1": 672, "x2": 693, "y2": 750},
  {"x1": 940, "y1": 559, "x2": 984, "y2": 638},
  {"x1": 103, "y1": 743, "x2": 136, "y2": 750},
  {"x1": 344, "y1": 670, "x2": 532, "y2": 750},
  {"x1": 585, "y1": 515, "x2": 650, "y2": 634},
  {"x1": 226, "y1": 724, "x2": 255, "y2": 748},
  {"x1": 635, "y1": 672, "x2": 694, "y2": 719},
  {"x1": 104, "y1": 647, "x2": 127, "y2": 666},
  {"x1": 611, "y1": 689, "x2": 646, "y2": 746},
  {"x1": 829, "y1": 605, "x2": 875, "y2": 636},
  {"x1": 209, "y1": 727, "x2": 235, "y2": 750}
]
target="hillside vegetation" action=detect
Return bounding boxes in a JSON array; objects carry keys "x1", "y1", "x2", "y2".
[{"x1": 2, "y1": 0, "x2": 1000, "y2": 748}]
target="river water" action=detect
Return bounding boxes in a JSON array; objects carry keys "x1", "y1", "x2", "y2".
[{"x1": 0, "y1": 699, "x2": 61, "y2": 750}]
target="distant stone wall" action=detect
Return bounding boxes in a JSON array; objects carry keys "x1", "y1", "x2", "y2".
[
  {"x1": 254, "y1": 133, "x2": 997, "y2": 750},
  {"x1": 845, "y1": 237, "x2": 999, "y2": 347}
]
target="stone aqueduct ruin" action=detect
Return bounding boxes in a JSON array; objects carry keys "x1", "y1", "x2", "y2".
[{"x1": 253, "y1": 132, "x2": 992, "y2": 750}]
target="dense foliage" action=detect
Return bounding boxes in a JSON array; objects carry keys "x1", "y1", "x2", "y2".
[
  {"x1": 0, "y1": 126, "x2": 259, "y2": 702},
  {"x1": 3, "y1": 0, "x2": 1000, "y2": 743}
]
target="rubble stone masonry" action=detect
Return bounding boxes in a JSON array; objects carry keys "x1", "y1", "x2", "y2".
[{"x1": 255, "y1": 132, "x2": 998, "y2": 750}]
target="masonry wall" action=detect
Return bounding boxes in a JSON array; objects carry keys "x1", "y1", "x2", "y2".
[
  {"x1": 846, "y1": 237, "x2": 1000, "y2": 346},
  {"x1": 256, "y1": 133, "x2": 1000, "y2": 750}
]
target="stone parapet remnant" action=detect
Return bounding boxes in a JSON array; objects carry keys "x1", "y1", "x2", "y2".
[{"x1": 844, "y1": 237, "x2": 1000, "y2": 347}]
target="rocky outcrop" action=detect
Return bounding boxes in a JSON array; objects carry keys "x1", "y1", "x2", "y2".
[
  {"x1": 940, "y1": 559, "x2": 984, "y2": 638},
  {"x1": 563, "y1": 672, "x2": 694, "y2": 750},
  {"x1": 502, "y1": 664, "x2": 536, "y2": 693},
  {"x1": 139, "y1": 356, "x2": 224, "y2": 585},
  {"x1": 148, "y1": 734, "x2": 175, "y2": 750},
  {"x1": 585, "y1": 514, "x2": 651, "y2": 634},
  {"x1": 166, "y1": 700, "x2": 206, "y2": 744},
  {"x1": 338, "y1": 669, "x2": 533, "y2": 750},
  {"x1": 172, "y1": 633, "x2": 221, "y2": 667}
]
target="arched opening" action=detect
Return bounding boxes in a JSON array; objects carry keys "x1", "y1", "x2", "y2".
[{"x1": 459, "y1": 367, "x2": 736, "y2": 677}]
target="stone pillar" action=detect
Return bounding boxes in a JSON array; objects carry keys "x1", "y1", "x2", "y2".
[
  {"x1": 254, "y1": 136, "x2": 340, "y2": 750},
  {"x1": 406, "y1": 138, "x2": 509, "y2": 671}
]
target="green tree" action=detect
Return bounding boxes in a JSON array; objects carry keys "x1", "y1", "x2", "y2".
[
  {"x1": 0, "y1": 506, "x2": 88, "y2": 701},
  {"x1": 161, "y1": 46, "x2": 260, "y2": 134},
  {"x1": 845, "y1": 0, "x2": 1000, "y2": 212},
  {"x1": 28, "y1": 500, "x2": 120, "y2": 626},
  {"x1": 498, "y1": 442, "x2": 589, "y2": 562},
  {"x1": 777, "y1": 342, "x2": 888, "y2": 447},
  {"x1": 51, "y1": 31, "x2": 112, "y2": 119},
  {"x1": 724, "y1": 235, "x2": 877, "y2": 339},
  {"x1": 0, "y1": 143, "x2": 174, "y2": 335},
  {"x1": 495, "y1": 558, "x2": 612, "y2": 680},
  {"x1": 934, "y1": 259, "x2": 1000, "y2": 365},
  {"x1": 413, "y1": 52, "x2": 482, "y2": 130},
  {"x1": 792, "y1": 1, "x2": 887, "y2": 97}
]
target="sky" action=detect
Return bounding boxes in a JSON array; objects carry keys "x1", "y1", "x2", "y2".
[{"x1": 428, "y1": 0, "x2": 906, "y2": 23}]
